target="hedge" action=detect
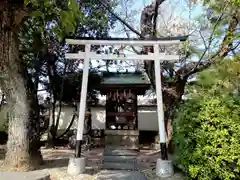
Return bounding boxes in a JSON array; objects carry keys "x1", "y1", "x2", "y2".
[{"x1": 173, "y1": 59, "x2": 240, "y2": 180}]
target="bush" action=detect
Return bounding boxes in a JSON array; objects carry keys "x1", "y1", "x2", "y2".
[{"x1": 173, "y1": 58, "x2": 240, "y2": 180}]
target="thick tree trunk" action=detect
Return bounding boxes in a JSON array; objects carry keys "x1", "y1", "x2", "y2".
[{"x1": 0, "y1": 8, "x2": 42, "y2": 171}]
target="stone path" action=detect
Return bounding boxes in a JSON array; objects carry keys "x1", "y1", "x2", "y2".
[
  {"x1": 0, "y1": 171, "x2": 50, "y2": 180},
  {"x1": 141, "y1": 169, "x2": 184, "y2": 180},
  {"x1": 97, "y1": 170, "x2": 147, "y2": 180}
]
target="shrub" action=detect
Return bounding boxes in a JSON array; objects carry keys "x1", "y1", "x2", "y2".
[{"x1": 173, "y1": 58, "x2": 240, "y2": 180}]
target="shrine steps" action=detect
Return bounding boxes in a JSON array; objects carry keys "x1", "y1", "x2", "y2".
[
  {"x1": 104, "y1": 130, "x2": 139, "y2": 136},
  {"x1": 102, "y1": 162, "x2": 138, "y2": 171},
  {"x1": 105, "y1": 145, "x2": 138, "y2": 150},
  {"x1": 102, "y1": 130, "x2": 139, "y2": 171},
  {"x1": 97, "y1": 170, "x2": 147, "y2": 180},
  {"x1": 103, "y1": 155, "x2": 136, "y2": 163},
  {"x1": 103, "y1": 148, "x2": 138, "y2": 156},
  {"x1": 102, "y1": 148, "x2": 138, "y2": 171},
  {"x1": 104, "y1": 130, "x2": 139, "y2": 149}
]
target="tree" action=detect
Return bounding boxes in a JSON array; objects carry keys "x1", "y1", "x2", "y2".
[
  {"x1": 0, "y1": 0, "x2": 80, "y2": 171},
  {"x1": 108, "y1": 0, "x2": 239, "y2": 151},
  {"x1": 173, "y1": 56, "x2": 240, "y2": 179},
  {"x1": 32, "y1": 3, "x2": 116, "y2": 146},
  {"x1": 0, "y1": 0, "x2": 117, "y2": 170}
]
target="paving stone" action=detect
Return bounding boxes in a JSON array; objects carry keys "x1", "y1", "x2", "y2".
[
  {"x1": 103, "y1": 155, "x2": 136, "y2": 163},
  {"x1": 102, "y1": 162, "x2": 137, "y2": 171},
  {"x1": 0, "y1": 170, "x2": 50, "y2": 180},
  {"x1": 106, "y1": 145, "x2": 139, "y2": 150},
  {"x1": 103, "y1": 148, "x2": 138, "y2": 156},
  {"x1": 97, "y1": 170, "x2": 147, "y2": 180},
  {"x1": 105, "y1": 130, "x2": 139, "y2": 136}
]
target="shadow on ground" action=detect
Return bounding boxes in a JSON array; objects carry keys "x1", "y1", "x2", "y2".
[
  {"x1": 40, "y1": 158, "x2": 69, "y2": 169},
  {"x1": 0, "y1": 145, "x2": 6, "y2": 160},
  {"x1": 41, "y1": 157, "x2": 101, "y2": 176},
  {"x1": 40, "y1": 149, "x2": 72, "y2": 169}
]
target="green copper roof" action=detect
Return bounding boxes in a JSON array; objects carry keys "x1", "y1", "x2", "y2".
[{"x1": 101, "y1": 71, "x2": 151, "y2": 85}]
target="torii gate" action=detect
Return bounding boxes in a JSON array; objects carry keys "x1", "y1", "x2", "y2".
[{"x1": 65, "y1": 36, "x2": 188, "y2": 177}]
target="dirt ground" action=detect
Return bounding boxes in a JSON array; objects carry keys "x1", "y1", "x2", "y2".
[{"x1": 0, "y1": 145, "x2": 184, "y2": 180}]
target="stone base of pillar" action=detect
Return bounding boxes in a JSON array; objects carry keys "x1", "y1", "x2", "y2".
[
  {"x1": 67, "y1": 157, "x2": 86, "y2": 176},
  {"x1": 156, "y1": 158, "x2": 174, "y2": 178}
]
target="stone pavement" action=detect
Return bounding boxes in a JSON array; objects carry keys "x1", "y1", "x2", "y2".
[
  {"x1": 0, "y1": 170, "x2": 50, "y2": 180},
  {"x1": 97, "y1": 170, "x2": 147, "y2": 180}
]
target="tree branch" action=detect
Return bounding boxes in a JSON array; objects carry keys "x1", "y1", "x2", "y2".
[
  {"x1": 183, "y1": 10, "x2": 240, "y2": 78},
  {"x1": 123, "y1": 26, "x2": 142, "y2": 54},
  {"x1": 231, "y1": 41, "x2": 240, "y2": 51},
  {"x1": 140, "y1": 0, "x2": 166, "y2": 86},
  {"x1": 152, "y1": 0, "x2": 164, "y2": 36},
  {"x1": 101, "y1": 0, "x2": 144, "y2": 38},
  {"x1": 121, "y1": 3, "x2": 142, "y2": 54},
  {"x1": 191, "y1": 13, "x2": 224, "y2": 70}
]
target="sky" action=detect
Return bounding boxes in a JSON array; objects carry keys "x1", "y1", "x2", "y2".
[{"x1": 110, "y1": 0, "x2": 203, "y2": 37}]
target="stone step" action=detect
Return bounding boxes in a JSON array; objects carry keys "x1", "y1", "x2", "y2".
[
  {"x1": 105, "y1": 135, "x2": 139, "y2": 148},
  {"x1": 105, "y1": 130, "x2": 139, "y2": 136},
  {"x1": 103, "y1": 148, "x2": 138, "y2": 156},
  {"x1": 97, "y1": 170, "x2": 147, "y2": 180},
  {"x1": 106, "y1": 145, "x2": 139, "y2": 150},
  {"x1": 103, "y1": 155, "x2": 137, "y2": 163},
  {"x1": 102, "y1": 162, "x2": 138, "y2": 171}
]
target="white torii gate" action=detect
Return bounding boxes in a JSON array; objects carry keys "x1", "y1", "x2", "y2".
[{"x1": 65, "y1": 37, "x2": 187, "y2": 177}]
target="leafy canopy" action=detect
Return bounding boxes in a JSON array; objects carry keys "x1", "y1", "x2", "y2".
[
  {"x1": 20, "y1": 0, "x2": 117, "y2": 104},
  {"x1": 24, "y1": 0, "x2": 81, "y2": 40}
]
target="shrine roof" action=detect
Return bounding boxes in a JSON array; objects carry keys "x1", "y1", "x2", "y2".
[{"x1": 100, "y1": 71, "x2": 151, "y2": 85}]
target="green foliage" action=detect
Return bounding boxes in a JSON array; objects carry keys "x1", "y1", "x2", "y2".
[
  {"x1": 19, "y1": 0, "x2": 116, "y2": 104},
  {"x1": 191, "y1": 56, "x2": 240, "y2": 96},
  {"x1": 25, "y1": 0, "x2": 81, "y2": 40},
  {"x1": 173, "y1": 57, "x2": 240, "y2": 180},
  {"x1": 45, "y1": 70, "x2": 102, "y2": 103}
]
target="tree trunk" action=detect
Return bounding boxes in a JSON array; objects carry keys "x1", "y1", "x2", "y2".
[
  {"x1": 0, "y1": 8, "x2": 42, "y2": 171},
  {"x1": 162, "y1": 78, "x2": 187, "y2": 153},
  {"x1": 140, "y1": 1, "x2": 186, "y2": 153},
  {"x1": 46, "y1": 53, "x2": 58, "y2": 148}
]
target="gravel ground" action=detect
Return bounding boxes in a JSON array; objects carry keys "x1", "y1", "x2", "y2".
[
  {"x1": 41, "y1": 147, "x2": 184, "y2": 180},
  {"x1": 40, "y1": 147, "x2": 102, "y2": 180},
  {"x1": 0, "y1": 145, "x2": 184, "y2": 180}
]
